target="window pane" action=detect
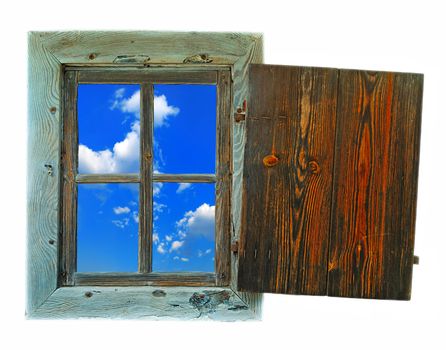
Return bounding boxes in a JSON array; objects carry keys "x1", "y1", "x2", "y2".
[
  {"x1": 153, "y1": 84, "x2": 216, "y2": 174},
  {"x1": 78, "y1": 84, "x2": 140, "y2": 174},
  {"x1": 77, "y1": 184, "x2": 139, "y2": 272},
  {"x1": 152, "y1": 182, "x2": 215, "y2": 272}
]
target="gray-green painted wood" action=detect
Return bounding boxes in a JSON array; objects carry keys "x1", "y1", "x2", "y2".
[
  {"x1": 30, "y1": 286, "x2": 255, "y2": 321},
  {"x1": 27, "y1": 31, "x2": 263, "y2": 319},
  {"x1": 37, "y1": 31, "x2": 262, "y2": 65},
  {"x1": 230, "y1": 34, "x2": 264, "y2": 317},
  {"x1": 27, "y1": 32, "x2": 61, "y2": 315}
]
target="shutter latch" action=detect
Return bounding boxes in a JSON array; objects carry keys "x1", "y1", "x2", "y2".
[{"x1": 413, "y1": 255, "x2": 419, "y2": 265}]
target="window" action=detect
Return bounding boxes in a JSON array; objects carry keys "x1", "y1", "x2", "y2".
[
  {"x1": 28, "y1": 31, "x2": 263, "y2": 320},
  {"x1": 28, "y1": 31, "x2": 422, "y2": 320},
  {"x1": 61, "y1": 70, "x2": 230, "y2": 287}
]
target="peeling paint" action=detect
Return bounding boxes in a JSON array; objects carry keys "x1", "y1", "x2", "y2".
[
  {"x1": 183, "y1": 53, "x2": 213, "y2": 64},
  {"x1": 189, "y1": 290, "x2": 231, "y2": 317}
]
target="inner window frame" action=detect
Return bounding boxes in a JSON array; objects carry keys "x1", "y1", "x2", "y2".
[{"x1": 60, "y1": 67, "x2": 232, "y2": 287}]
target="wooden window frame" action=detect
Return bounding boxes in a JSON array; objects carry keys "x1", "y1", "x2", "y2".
[
  {"x1": 27, "y1": 31, "x2": 263, "y2": 319},
  {"x1": 61, "y1": 68, "x2": 231, "y2": 287}
]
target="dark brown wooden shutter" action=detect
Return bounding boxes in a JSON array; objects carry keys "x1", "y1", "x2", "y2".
[
  {"x1": 237, "y1": 64, "x2": 423, "y2": 300},
  {"x1": 237, "y1": 64, "x2": 339, "y2": 295}
]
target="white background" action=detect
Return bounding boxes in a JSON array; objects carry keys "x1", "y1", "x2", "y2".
[{"x1": 1, "y1": 0, "x2": 445, "y2": 349}]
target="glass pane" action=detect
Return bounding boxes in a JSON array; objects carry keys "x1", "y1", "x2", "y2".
[
  {"x1": 78, "y1": 84, "x2": 140, "y2": 174},
  {"x1": 152, "y1": 182, "x2": 215, "y2": 272},
  {"x1": 77, "y1": 184, "x2": 139, "y2": 272},
  {"x1": 153, "y1": 84, "x2": 216, "y2": 174}
]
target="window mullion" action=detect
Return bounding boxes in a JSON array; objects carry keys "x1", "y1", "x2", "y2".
[{"x1": 139, "y1": 83, "x2": 153, "y2": 273}]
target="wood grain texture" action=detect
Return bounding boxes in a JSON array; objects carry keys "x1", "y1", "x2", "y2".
[
  {"x1": 153, "y1": 174, "x2": 216, "y2": 183},
  {"x1": 238, "y1": 64, "x2": 338, "y2": 294},
  {"x1": 36, "y1": 31, "x2": 262, "y2": 66},
  {"x1": 328, "y1": 70, "x2": 423, "y2": 300},
  {"x1": 30, "y1": 286, "x2": 256, "y2": 320},
  {"x1": 215, "y1": 70, "x2": 232, "y2": 286},
  {"x1": 78, "y1": 69, "x2": 217, "y2": 84},
  {"x1": 60, "y1": 70, "x2": 79, "y2": 286},
  {"x1": 27, "y1": 32, "x2": 62, "y2": 315},
  {"x1": 230, "y1": 37, "x2": 264, "y2": 315},
  {"x1": 76, "y1": 173, "x2": 139, "y2": 183},
  {"x1": 139, "y1": 84, "x2": 153, "y2": 273},
  {"x1": 74, "y1": 272, "x2": 216, "y2": 286}
]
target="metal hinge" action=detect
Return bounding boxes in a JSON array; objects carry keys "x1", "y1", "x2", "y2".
[
  {"x1": 234, "y1": 100, "x2": 247, "y2": 123},
  {"x1": 231, "y1": 240, "x2": 239, "y2": 254}
]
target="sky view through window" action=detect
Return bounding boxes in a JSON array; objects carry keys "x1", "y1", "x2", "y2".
[{"x1": 77, "y1": 84, "x2": 216, "y2": 272}]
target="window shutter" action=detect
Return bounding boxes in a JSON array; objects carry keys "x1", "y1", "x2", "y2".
[
  {"x1": 237, "y1": 64, "x2": 339, "y2": 295},
  {"x1": 237, "y1": 64, "x2": 423, "y2": 299}
]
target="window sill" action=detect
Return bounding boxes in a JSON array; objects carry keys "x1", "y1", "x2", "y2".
[{"x1": 27, "y1": 286, "x2": 259, "y2": 321}]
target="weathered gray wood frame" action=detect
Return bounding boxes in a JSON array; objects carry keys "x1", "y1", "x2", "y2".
[{"x1": 27, "y1": 31, "x2": 263, "y2": 319}]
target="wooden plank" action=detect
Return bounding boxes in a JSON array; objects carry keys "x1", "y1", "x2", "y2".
[
  {"x1": 76, "y1": 173, "x2": 139, "y2": 183},
  {"x1": 74, "y1": 272, "x2": 216, "y2": 286},
  {"x1": 78, "y1": 69, "x2": 217, "y2": 84},
  {"x1": 60, "y1": 70, "x2": 79, "y2": 286},
  {"x1": 230, "y1": 36, "x2": 264, "y2": 315},
  {"x1": 27, "y1": 32, "x2": 62, "y2": 314},
  {"x1": 215, "y1": 70, "x2": 232, "y2": 286},
  {"x1": 139, "y1": 84, "x2": 153, "y2": 273},
  {"x1": 30, "y1": 286, "x2": 255, "y2": 320},
  {"x1": 37, "y1": 31, "x2": 262, "y2": 66},
  {"x1": 67, "y1": 65, "x2": 231, "y2": 71},
  {"x1": 238, "y1": 64, "x2": 338, "y2": 295},
  {"x1": 153, "y1": 174, "x2": 216, "y2": 183},
  {"x1": 328, "y1": 70, "x2": 423, "y2": 300}
]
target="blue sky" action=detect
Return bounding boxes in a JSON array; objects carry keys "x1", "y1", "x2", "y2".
[{"x1": 77, "y1": 84, "x2": 216, "y2": 272}]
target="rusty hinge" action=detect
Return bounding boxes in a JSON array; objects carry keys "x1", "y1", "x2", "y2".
[
  {"x1": 234, "y1": 100, "x2": 247, "y2": 123},
  {"x1": 413, "y1": 255, "x2": 420, "y2": 265},
  {"x1": 231, "y1": 240, "x2": 239, "y2": 254}
]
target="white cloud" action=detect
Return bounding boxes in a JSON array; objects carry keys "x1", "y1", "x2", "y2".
[
  {"x1": 176, "y1": 183, "x2": 192, "y2": 194},
  {"x1": 154, "y1": 95, "x2": 180, "y2": 127},
  {"x1": 118, "y1": 90, "x2": 140, "y2": 115},
  {"x1": 176, "y1": 203, "x2": 215, "y2": 240},
  {"x1": 153, "y1": 233, "x2": 159, "y2": 244},
  {"x1": 198, "y1": 248, "x2": 212, "y2": 257},
  {"x1": 165, "y1": 235, "x2": 173, "y2": 242},
  {"x1": 157, "y1": 242, "x2": 167, "y2": 254},
  {"x1": 132, "y1": 211, "x2": 139, "y2": 223},
  {"x1": 113, "y1": 206, "x2": 130, "y2": 215},
  {"x1": 173, "y1": 256, "x2": 188, "y2": 262},
  {"x1": 170, "y1": 240, "x2": 184, "y2": 252},
  {"x1": 153, "y1": 202, "x2": 167, "y2": 213},
  {"x1": 79, "y1": 89, "x2": 179, "y2": 175},
  {"x1": 78, "y1": 122, "x2": 140, "y2": 173},
  {"x1": 111, "y1": 89, "x2": 179, "y2": 127},
  {"x1": 112, "y1": 217, "x2": 129, "y2": 229},
  {"x1": 153, "y1": 183, "x2": 163, "y2": 198}
]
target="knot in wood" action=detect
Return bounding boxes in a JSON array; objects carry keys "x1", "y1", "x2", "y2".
[
  {"x1": 263, "y1": 154, "x2": 279, "y2": 167},
  {"x1": 88, "y1": 53, "x2": 97, "y2": 60},
  {"x1": 183, "y1": 53, "x2": 213, "y2": 64},
  {"x1": 308, "y1": 160, "x2": 320, "y2": 174},
  {"x1": 152, "y1": 289, "x2": 166, "y2": 297}
]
